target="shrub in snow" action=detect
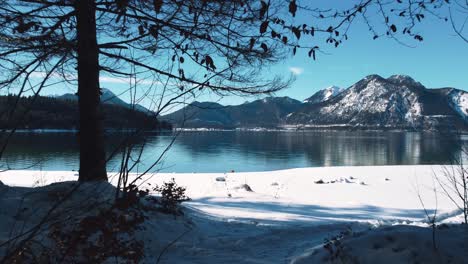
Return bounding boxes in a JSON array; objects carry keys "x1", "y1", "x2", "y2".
[
  {"x1": 215, "y1": 177, "x2": 226, "y2": 182},
  {"x1": 4, "y1": 182, "x2": 146, "y2": 263},
  {"x1": 320, "y1": 227, "x2": 353, "y2": 263},
  {"x1": 116, "y1": 183, "x2": 150, "y2": 209},
  {"x1": 153, "y1": 178, "x2": 190, "y2": 215},
  {"x1": 432, "y1": 135, "x2": 468, "y2": 224},
  {"x1": 437, "y1": 159, "x2": 468, "y2": 224},
  {"x1": 48, "y1": 206, "x2": 145, "y2": 263},
  {"x1": 315, "y1": 179, "x2": 326, "y2": 184}
]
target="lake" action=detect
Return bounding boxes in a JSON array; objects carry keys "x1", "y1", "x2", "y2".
[{"x1": 0, "y1": 131, "x2": 465, "y2": 173}]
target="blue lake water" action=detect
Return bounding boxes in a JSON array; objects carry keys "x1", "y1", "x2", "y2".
[{"x1": 0, "y1": 131, "x2": 465, "y2": 173}]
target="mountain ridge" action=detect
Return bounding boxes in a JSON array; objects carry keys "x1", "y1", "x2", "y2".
[
  {"x1": 164, "y1": 74, "x2": 468, "y2": 131},
  {"x1": 57, "y1": 88, "x2": 150, "y2": 113},
  {"x1": 286, "y1": 74, "x2": 466, "y2": 130},
  {"x1": 0, "y1": 94, "x2": 171, "y2": 130},
  {"x1": 163, "y1": 96, "x2": 302, "y2": 128}
]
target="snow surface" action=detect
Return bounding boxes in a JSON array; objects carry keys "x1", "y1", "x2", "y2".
[
  {"x1": 1, "y1": 165, "x2": 466, "y2": 263},
  {"x1": 0, "y1": 165, "x2": 462, "y2": 224}
]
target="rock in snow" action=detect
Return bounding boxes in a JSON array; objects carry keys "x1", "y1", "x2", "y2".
[{"x1": 234, "y1": 184, "x2": 254, "y2": 192}]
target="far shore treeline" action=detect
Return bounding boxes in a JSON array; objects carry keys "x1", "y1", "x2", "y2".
[{"x1": 0, "y1": 94, "x2": 171, "y2": 131}]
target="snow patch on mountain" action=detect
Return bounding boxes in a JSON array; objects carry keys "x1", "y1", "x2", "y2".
[
  {"x1": 304, "y1": 86, "x2": 343, "y2": 104},
  {"x1": 448, "y1": 90, "x2": 468, "y2": 118},
  {"x1": 320, "y1": 79, "x2": 392, "y2": 116},
  {"x1": 322, "y1": 86, "x2": 343, "y2": 100}
]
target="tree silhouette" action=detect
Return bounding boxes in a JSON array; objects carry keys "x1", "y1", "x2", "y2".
[{"x1": 0, "y1": 0, "x2": 456, "y2": 181}]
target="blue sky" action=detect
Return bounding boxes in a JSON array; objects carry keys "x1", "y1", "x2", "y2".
[
  {"x1": 277, "y1": 19, "x2": 467, "y2": 101},
  {"x1": 159, "y1": 1, "x2": 468, "y2": 106},
  {"x1": 219, "y1": 3, "x2": 468, "y2": 105},
  {"x1": 17, "y1": 1, "x2": 468, "y2": 109}
]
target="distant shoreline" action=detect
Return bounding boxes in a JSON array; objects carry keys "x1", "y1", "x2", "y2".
[
  {"x1": 2, "y1": 127, "x2": 464, "y2": 133},
  {"x1": 173, "y1": 127, "x2": 465, "y2": 133},
  {"x1": 3, "y1": 128, "x2": 172, "y2": 133}
]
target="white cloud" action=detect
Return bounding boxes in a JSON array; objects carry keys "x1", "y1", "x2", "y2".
[
  {"x1": 99, "y1": 76, "x2": 130, "y2": 84},
  {"x1": 29, "y1": 71, "x2": 76, "y2": 80},
  {"x1": 30, "y1": 71, "x2": 158, "y2": 86},
  {"x1": 289, "y1": 67, "x2": 304, "y2": 76},
  {"x1": 99, "y1": 76, "x2": 156, "y2": 85}
]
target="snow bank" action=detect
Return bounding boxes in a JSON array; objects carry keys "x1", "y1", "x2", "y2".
[
  {"x1": 0, "y1": 165, "x2": 461, "y2": 225},
  {"x1": 0, "y1": 165, "x2": 466, "y2": 263},
  {"x1": 292, "y1": 224, "x2": 468, "y2": 264},
  {"x1": 0, "y1": 181, "x2": 116, "y2": 260}
]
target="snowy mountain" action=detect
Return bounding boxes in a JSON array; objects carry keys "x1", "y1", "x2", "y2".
[
  {"x1": 163, "y1": 97, "x2": 302, "y2": 128},
  {"x1": 304, "y1": 85, "x2": 343, "y2": 104},
  {"x1": 436, "y1": 88, "x2": 468, "y2": 119},
  {"x1": 286, "y1": 74, "x2": 467, "y2": 130},
  {"x1": 162, "y1": 75, "x2": 467, "y2": 130},
  {"x1": 57, "y1": 88, "x2": 150, "y2": 113}
]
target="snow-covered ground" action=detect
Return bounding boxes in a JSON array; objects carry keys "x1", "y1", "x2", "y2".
[
  {"x1": 0, "y1": 165, "x2": 460, "y2": 224},
  {"x1": 0, "y1": 165, "x2": 466, "y2": 263}
]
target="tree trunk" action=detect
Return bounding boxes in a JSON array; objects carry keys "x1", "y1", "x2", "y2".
[{"x1": 75, "y1": 0, "x2": 108, "y2": 181}]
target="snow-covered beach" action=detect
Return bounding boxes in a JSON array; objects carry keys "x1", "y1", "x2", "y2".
[
  {"x1": 1, "y1": 165, "x2": 467, "y2": 263},
  {"x1": 0, "y1": 165, "x2": 462, "y2": 224}
]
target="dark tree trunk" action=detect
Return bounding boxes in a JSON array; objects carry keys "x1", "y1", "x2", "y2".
[{"x1": 75, "y1": 0, "x2": 108, "y2": 181}]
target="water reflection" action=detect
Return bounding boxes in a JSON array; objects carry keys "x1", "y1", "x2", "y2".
[
  {"x1": 0, "y1": 131, "x2": 464, "y2": 173},
  {"x1": 174, "y1": 131, "x2": 462, "y2": 168}
]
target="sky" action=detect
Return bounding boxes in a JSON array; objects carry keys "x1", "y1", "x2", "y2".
[
  {"x1": 218, "y1": 2, "x2": 468, "y2": 105},
  {"x1": 275, "y1": 22, "x2": 468, "y2": 102},
  {"x1": 152, "y1": 1, "x2": 468, "y2": 107},
  {"x1": 12, "y1": 1, "x2": 468, "y2": 110}
]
